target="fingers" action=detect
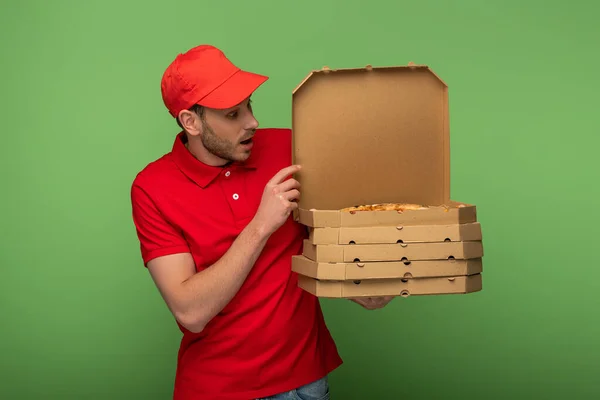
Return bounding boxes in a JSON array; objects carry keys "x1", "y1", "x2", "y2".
[
  {"x1": 349, "y1": 298, "x2": 371, "y2": 308},
  {"x1": 277, "y1": 177, "x2": 301, "y2": 193},
  {"x1": 362, "y1": 299, "x2": 379, "y2": 310},
  {"x1": 268, "y1": 165, "x2": 301, "y2": 186},
  {"x1": 281, "y1": 189, "x2": 300, "y2": 202},
  {"x1": 349, "y1": 296, "x2": 394, "y2": 310},
  {"x1": 276, "y1": 189, "x2": 300, "y2": 215},
  {"x1": 277, "y1": 193, "x2": 299, "y2": 210},
  {"x1": 277, "y1": 199, "x2": 298, "y2": 218}
]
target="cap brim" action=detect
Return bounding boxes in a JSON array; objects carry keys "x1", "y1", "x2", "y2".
[{"x1": 198, "y1": 70, "x2": 269, "y2": 109}]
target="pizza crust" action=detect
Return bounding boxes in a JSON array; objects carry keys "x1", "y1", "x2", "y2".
[{"x1": 340, "y1": 203, "x2": 428, "y2": 212}]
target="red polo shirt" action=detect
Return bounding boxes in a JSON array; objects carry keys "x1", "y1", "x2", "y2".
[{"x1": 130, "y1": 127, "x2": 343, "y2": 399}]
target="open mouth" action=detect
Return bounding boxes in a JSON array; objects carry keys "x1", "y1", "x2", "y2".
[{"x1": 240, "y1": 138, "x2": 253, "y2": 145}]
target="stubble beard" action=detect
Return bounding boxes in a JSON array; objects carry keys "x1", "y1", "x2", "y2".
[{"x1": 200, "y1": 119, "x2": 248, "y2": 163}]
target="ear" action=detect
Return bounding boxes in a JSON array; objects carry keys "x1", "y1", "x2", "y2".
[{"x1": 178, "y1": 109, "x2": 202, "y2": 137}]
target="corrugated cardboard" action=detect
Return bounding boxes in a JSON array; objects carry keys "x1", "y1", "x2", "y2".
[
  {"x1": 291, "y1": 63, "x2": 456, "y2": 216},
  {"x1": 290, "y1": 63, "x2": 485, "y2": 298},
  {"x1": 296, "y1": 202, "x2": 477, "y2": 229},
  {"x1": 302, "y1": 239, "x2": 483, "y2": 263},
  {"x1": 308, "y1": 221, "x2": 482, "y2": 245},
  {"x1": 297, "y1": 274, "x2": 482, "y2": 298},
  {"x1": 291, "y1": 255, "x2": 483, "y2": 280}
]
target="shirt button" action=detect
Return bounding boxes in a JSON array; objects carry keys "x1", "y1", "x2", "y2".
[
  {"x1": 232, "y1": 193, "x2": 239, "y2": 200},
  {"x1": 225, "y1": 171, "x2": 231, "y2": 177}
]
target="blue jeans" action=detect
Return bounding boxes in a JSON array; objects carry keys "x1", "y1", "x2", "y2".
[{"x1": 256, "y1": 376, "x2": 330, "y2": 400}]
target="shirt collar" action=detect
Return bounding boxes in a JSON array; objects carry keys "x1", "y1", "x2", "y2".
[{"x1": 171, "y1": 131, "x2": 258, "y2": 188}]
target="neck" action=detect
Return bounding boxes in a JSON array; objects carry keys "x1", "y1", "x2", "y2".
[{"x1": 184, "y1": 134, "x2": 229, "y2": 167}]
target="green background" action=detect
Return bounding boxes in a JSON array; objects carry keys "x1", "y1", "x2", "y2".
[{"x1": 2, "y1": 0, "x2": 599, "y2": 399}]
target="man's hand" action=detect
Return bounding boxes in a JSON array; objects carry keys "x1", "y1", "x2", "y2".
[
  {"x1": 349, "y1": 296, "x2": 395, "y2": 310},
  {"x1": 252, "y1": 165, "x2": 302, "y2": 237}
]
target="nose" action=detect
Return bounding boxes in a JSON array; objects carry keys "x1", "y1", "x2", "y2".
[{"x1": 246, "y1": 115, "x2": 259, "y2": 130}]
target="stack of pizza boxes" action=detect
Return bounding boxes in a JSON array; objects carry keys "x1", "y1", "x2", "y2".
[{"x1": 290, "y1": 63, "x2": 484, "y2": 298}]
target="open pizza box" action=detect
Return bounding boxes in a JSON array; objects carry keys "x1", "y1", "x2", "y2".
[{"x1": 289, "y1": 63, "x2": 484, "y2": 298}]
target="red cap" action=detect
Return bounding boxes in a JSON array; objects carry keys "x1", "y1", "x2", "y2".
[{"x1": 160, "y1": 45, "x2": 269, "y2": 117}]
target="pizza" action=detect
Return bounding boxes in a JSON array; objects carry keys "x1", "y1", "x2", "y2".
[{"x1": 340, "y1": 203, "x2": 428, "y2": 212}]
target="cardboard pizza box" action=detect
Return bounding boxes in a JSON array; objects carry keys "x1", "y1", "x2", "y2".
[
  {"x1": 291, "y1": 255, "x2": 483, "y2": 280},
  {"x1": 290, "y1": 63, "x2": 484, "y2": 297},
  {"x1": 291, "y1": 63, "x2": 476, "y2": 227},
  {"x1": 297, "y1": 202, "x2": 477, "y2": 229},
  {"x1": 308, "y1": 221, "x2": 482, "y2": 245},
  {"x1": 297, "y1": 273, "x2": 482, "y2": 298},
  {"x1": 302, "y1": 239, "x2": 483, "y2": 263}
]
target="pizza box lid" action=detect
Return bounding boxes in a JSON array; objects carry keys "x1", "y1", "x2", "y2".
[{"x1": 291, "y1": 63, "x2": 450, "y2": 211}]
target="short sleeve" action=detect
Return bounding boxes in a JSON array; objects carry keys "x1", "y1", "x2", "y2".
[{"x1": 130, "y1": 183, "x2": 191, "y2": 266}]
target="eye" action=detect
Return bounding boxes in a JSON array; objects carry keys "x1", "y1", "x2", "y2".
[{"x1": 226, "y1": 111, "x2": 238, "y2": 119}]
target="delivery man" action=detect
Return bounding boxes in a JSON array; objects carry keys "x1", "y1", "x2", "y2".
[{"x1": 130, "y1": 44, "x2": 394, "y2": 400}]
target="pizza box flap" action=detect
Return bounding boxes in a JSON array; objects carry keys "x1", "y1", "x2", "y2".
[{"x1": 291, "y1": 63, "x2": 450, "y2": 211}]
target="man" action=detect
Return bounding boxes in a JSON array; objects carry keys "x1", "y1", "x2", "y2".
[{"x1": 130, "y1": 44, "x2": 394, "y2": 400}]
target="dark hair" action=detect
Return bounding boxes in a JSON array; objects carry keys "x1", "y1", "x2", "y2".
[{"x1": 176, "y1": 104, "x2": 205, "y2": 129}]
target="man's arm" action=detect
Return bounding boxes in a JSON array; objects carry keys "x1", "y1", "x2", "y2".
[
  {"x1": 146, "y1": 220, "x2": 270, "y2": 333},
  {"x1": 132, "y1": 165, "x2": 302, "y2": 333}
]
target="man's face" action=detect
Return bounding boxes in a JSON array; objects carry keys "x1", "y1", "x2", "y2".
[{"x1": 199, "y1": 97, "x2": 259, "y2": 163}]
